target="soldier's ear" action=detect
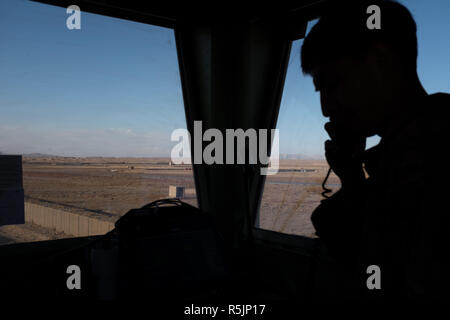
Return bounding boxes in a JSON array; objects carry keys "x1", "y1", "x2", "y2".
[{"x1": 367, "y1": 42, "x2": 395, "y2": 71}]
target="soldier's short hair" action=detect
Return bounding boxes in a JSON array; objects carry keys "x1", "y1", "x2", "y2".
[{"x1": 301, "y1": 0, "x2": 418, "y2": 75}]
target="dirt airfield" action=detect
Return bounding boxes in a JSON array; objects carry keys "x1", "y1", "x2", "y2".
[{"x1": 0, "y1": 157, "x2": 340, "y2": 244}]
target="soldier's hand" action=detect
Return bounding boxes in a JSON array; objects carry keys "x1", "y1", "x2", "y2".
[{"x1": 324, "y1": 122, "x2": 366, "y2": 187}]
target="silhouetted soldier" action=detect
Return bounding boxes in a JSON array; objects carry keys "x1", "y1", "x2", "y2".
[{"x1": 301, "y1": 0, "x2": 450, "y2": 298}]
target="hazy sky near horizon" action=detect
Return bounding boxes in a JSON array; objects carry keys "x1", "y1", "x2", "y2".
[{"x1": 1, "y1": 0, "x2": 449, "y2": 157}]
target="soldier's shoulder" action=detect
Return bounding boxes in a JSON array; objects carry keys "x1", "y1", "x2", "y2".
[
  {"x1": 428, "y1": 92, "x2": 450, "y2": 107},
  {"x1": 422, "y1": 92, "x2": 450, "y2": 134}
]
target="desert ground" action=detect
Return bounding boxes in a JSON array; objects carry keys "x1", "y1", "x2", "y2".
[{"x1": 0, "y1": 157, "x2": 340, "y2": 245}]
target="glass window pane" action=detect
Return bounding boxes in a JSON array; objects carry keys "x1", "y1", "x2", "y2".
[
  {"x1": 0, "y1": 0, "x2": 195, "y2": 245},
  {"x1": 259, "y1": 1, "x2": 450, "y2": 238}
]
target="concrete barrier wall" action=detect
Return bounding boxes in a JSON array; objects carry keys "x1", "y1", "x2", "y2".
[{"x1": 25, "y1": 202, "x2": 115, "y2": 237}]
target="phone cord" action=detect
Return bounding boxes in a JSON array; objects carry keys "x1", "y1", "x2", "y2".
[{"x1": 321, "y1": 167, "x2": 333, "y2": 199}]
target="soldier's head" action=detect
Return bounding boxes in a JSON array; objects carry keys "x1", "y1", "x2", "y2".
[{"x1": 301, "y1": 0, "x2": 420, "y2": 138}]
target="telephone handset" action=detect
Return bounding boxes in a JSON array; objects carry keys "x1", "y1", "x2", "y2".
[{"x1": 321, "y1": 121, "x2": 366, "y2": 198}]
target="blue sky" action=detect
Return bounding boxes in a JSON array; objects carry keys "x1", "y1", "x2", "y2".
[
  {"x1": 0, "y1": 0, "x2": 184, "y2": 156},
  {"x1": 0, "y1": 0, "x2": 449, "y2": 157}
]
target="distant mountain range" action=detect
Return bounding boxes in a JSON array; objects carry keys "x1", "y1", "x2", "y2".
[
  {"x1": 0, "y1": 152, "x2": 55, "y2": 157},
  {"x1": 11, "y1": 152, "x2": 325, "y2": 160},
  {"x1": 22, "y1": 153, "x2": 59, "y2": 158},
  {"x1": 279, "y1": 153, "x2": 325, "y2": 160}
]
